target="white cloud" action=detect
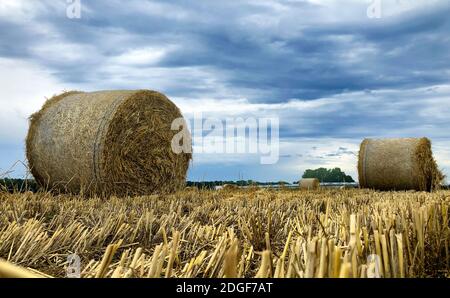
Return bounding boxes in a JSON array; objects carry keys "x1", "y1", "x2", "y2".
[
  {"x1": 0, "y1": 0, "x2": 43, "y2": 20},
  {"x1": 32, "y1": 42, "x2": 100, "y2": 64},
  {"x1": 0, "y1": 57, "x2": 74, "y2": 176},
  {"x1": 0, "y1": 57, "x2": 69, "y2": 144},
  {"x1": 110, "y1": 47, "x2": 171, "y2": 66},
  {"x1": 123, "y1": 0, "x2": 193, "y2": 20}
]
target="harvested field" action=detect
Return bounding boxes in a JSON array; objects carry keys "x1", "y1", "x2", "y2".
[{"x1": 0, "y1": 189, "x2": 449, "y2": 278}]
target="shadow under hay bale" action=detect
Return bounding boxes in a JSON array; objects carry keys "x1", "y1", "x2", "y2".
[
  {"x1": 26, "y1": 90, "x2": 192, "y2": 197},
  {"x1": 358, "y1": 137, "x2": 444, "y2": 191},
  {"x1": 299, "y1": 178, "x2": 320, "y2": 190}
]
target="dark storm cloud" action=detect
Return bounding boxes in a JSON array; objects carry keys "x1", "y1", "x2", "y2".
[
  {"x1": 278, "y1": 92, "x2": 449, "y2": 140},
  {"x1": 1, "y1": 0, "x2": 450, "y2": 102}
]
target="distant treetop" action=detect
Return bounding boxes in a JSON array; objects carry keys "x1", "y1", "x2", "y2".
[{"x1": 302, "y1": 167, "x2": 355, "y2": 183}]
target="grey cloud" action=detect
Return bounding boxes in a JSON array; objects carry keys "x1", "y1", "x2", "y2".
[{"x1": 1, "y1": 0, "x2": 449, "y2": 102}]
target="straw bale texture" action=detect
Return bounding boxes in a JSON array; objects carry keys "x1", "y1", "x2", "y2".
[
  {"x1": 299, "y1": 178, "x2": 320, "y2": 190},
  {"x1": 358, "y1": 138, "x2": 443, "y2": 191},
  {"x1": 26, "y1": 90, "x2": 191, "y2": 196}
]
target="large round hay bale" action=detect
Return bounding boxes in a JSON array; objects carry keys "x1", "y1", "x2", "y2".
[
  {"x1": 299, "y1": 178, "x2": 320, "y2": 190},
  {"x1": 358, "y1": 138, "x2": 443, "y2": 191},
  {"x1": 26, "y1": 90, "x2": 192, "y2": 196}
]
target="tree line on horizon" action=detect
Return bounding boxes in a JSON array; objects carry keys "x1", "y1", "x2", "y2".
[{"x1": 1, "y1": 168, "x2": 354, "y2": 193}]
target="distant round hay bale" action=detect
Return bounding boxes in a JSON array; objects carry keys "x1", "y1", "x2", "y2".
[
  {"x1": 358, "y1": 138, "x2": 443, "y2": 191},
  {"x1": 299, "y1": 178, "x2": 320, "y2": 190},
  {"x1": 26, "y1": 90, "x2": 192, "y2": 196},
  {"x1": 222, "y1": 184, "x2": 239, "y2": 190}
]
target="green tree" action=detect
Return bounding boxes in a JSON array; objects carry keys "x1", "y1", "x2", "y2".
[{"x1": 302, "y1": 167, "x2": 354, "y2": 183}]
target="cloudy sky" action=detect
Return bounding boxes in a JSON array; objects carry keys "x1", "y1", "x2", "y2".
[{"x1": 1, "y1": 0, "x2": 449, "y2": 182}]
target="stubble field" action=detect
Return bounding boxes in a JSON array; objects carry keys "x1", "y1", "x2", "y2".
[{"x1": 0, "y1": 188, "x2": 448, "y2": 278}]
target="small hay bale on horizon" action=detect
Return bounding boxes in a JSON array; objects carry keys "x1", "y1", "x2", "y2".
[
  {"x1": 26, "y1": 90, "x2": 192, "y2": 197},
  {"x1": 358, "y1": 137, "x2": 444, "y2": 191},
  {"x1": 299, "y1": 178, "x2": 320, "y2": 190},
  {"x1": 222, "y1": 184, "x2": 239, "y2": 190}
]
